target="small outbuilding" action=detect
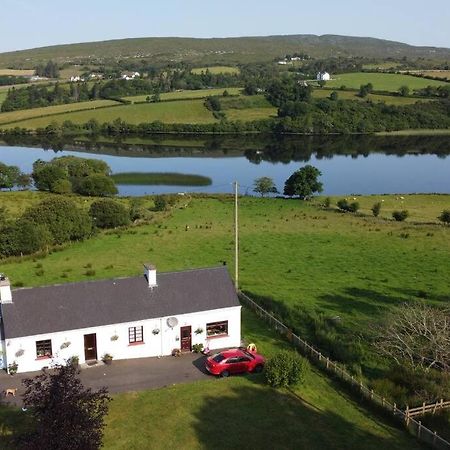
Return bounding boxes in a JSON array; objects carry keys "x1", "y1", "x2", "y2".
[{"x1": 0, "y1": 265, "x2": 241, "y2": 374}]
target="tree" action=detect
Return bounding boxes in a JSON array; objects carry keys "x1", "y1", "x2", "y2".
[
  {"x1": 32, "y1": 161, "x2": 67, "y2": 192},
  {"x1": 329, "y1": 91, "x2": 339, "y2": 101},
  {"x1": 0, "y1": 219, "x2": 52, "y2": 257},
  {"x1": 76, "y1": 175, "x2": 118, "y2": 197},
  {"x1": 20, "y1": 363, "x2": 110, "y2": 449},
  {"x1": 23, "y1": 197, "x2": 93, "y2": 244},
  {"x1": 438, "y1": 209, "x2": 450, "y2": 225},
  {"x1": 358, "y1": 83, "x2": 373, "y2": 98},
  {"x1": 283, "y1": 165, "x2": 323, "y2": 200},
  {"x1": 373, "y1": 303, "x2": 450, "y2": 373},
  {"x1": 392, "y1": 210, "x2": 409, "y2": 221},
  {"x1": 89, "y1": 199, "x2": 130, "y2": 229},
  {"x1": 371, "y1": 202, "x2": 382, "y2": 217},
  {"x1": 0, "y1": 163, "x2": 20, "y2": 190},
  {"x1": 398, "y1": 85, "x2": 410, "y2": 97},
  {"x1": 253, "y1": 177, "x2": 278, "y2": 197}
]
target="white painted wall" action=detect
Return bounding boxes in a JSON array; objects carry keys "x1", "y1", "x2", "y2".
[{"x1": 3, "y1": 306, "x2": 241, "y2": 374}]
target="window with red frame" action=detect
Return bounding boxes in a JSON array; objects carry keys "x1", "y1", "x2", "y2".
[
  {"x1": 36, "y1": 339, "x2": 52, "y2": 358},
  {"x1": 206, "y1": 321, "x2": 228, "y2": 337},
  {"x1": 129, "y1": 326, "x2": 144, "y2": 344}
]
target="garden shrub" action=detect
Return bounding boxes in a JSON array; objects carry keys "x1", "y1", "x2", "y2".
[
  {"x1": 265, "y1": 350, "x2": 308, "y2": 388},
  {"x1": 89, "y1": 199, "x2": 130, "y2": 229},
  {"x1": 392, "y1": 210, "x2": 409, "y2": 221}
]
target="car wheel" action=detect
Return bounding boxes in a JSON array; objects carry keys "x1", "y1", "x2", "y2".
[
  {"x1": 253, "y1": 364, "x2": 263, "y2": 373},
  {"x1": 221, "y1": 370, "x2": 230, "y2": 378}
]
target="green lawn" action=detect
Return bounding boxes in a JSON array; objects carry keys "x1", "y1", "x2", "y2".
[
  {"x1": 191, "y1": 66, "x2": 240, "y2": 75},
  {"x1": 0, "y1": 308, "x2": 422, "y2": 449},
  {"x1": 2, "y1": 99, "x2": 217, "y2": 129},
  {"x1": 0, "y1": 100, "x2": 120, "y2": 126},
  {"x1": 124, "y1": 87, "x2": 242, "y2": 103},
  {"x1": 326, "y1": 72, "x2": 448, "y2": 92},
  {"x1": 312, "y1": 89, "x2": 432, "y2": 105},
  {"x1": 102, "y1": 308, "x2": 421, "y2": 450}
]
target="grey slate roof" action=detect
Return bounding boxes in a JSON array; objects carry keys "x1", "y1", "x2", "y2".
[{"x1": 0, "y1": 266, "x2": 239, "y2": 339}]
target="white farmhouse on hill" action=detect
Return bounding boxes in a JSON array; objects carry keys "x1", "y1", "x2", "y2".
[
  {"x1": 317, "y1": 71, "x2": 331, "y2": 81},
  {"x1": 0, "y1": 266, "x2": 241, "y2": 374}
]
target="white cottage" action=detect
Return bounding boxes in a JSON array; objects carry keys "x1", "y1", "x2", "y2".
[
  {"x1": 0, "y1": 266, "x2": 241, "y2": 374},
  {"x1": 317, "y1": 71, "x2": 331, "y2": 81}
]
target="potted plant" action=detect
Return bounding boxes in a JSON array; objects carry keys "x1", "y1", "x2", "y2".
[
  {"x1": 67, "y1": 355, "x2": 79, "y2": 368},
  {"x1": 102, "y1": 353, "x2": 113, "y2": 365},
  {"x1": 192, "y1": 343, "x2": 204, "y2": 353},
  {"x1": 8, "y1": 361, "x2": 18, "y2": 375}
]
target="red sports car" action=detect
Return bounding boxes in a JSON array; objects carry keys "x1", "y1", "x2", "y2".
[{"x1": 205, "y1": 348, "x2": 265, "y2": 377}]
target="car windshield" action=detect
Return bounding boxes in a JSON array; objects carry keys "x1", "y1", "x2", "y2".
[
  {"x1": 212, "y1": 353, "x2": 225, "y2": 363},
  {"x1": 242, "y1": 349, "x2": 256, "y2": 359}
]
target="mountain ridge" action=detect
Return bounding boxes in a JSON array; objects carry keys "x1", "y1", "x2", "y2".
[{"x1": 1, "y1": 34, "x2": 449, "y2": 67}]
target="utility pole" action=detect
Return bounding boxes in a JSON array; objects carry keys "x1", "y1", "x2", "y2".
[{"x1": 234, "y1": 181, "x2": 239, "y2": 291}]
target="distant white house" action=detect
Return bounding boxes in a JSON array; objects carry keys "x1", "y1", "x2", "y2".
[
  {"x1": 277, "y1": 61, "x2": 288, "y2": 65},
  {"x1": 0, "y1": 265, "x2": 241, "y2": 374},
  {"x1": 121, "y1": 71, "x2": 140, "y2": 81},
  {"x1": 317, "y1": 71, "x2": 331, "y2": 81},
  {"x1": 70, "y1": 76, "x2": 82, "y2": 82}
]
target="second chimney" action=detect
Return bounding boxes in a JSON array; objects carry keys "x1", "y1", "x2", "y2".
[{"x1": 143, "y1": 264, "x2": 157, "y2": 288}]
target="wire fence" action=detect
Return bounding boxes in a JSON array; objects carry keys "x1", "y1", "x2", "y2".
[{"x1": 239, "y1": 292, "x2": 450, "y2": 450}]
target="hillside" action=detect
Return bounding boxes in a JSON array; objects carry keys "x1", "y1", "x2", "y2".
[{"x1": 1, "y1": 34, "x2": 450, "y2": 67}]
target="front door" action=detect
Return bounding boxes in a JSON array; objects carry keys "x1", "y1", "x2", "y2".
[
  {"x1": 84, "y1": 333, "x2": 97, "y2": 361},
  {"x1": 180, "y1": 326, "x2": 192, "y2": 352}
]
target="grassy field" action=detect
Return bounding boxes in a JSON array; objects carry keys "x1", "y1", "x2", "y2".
[
  {"x1": 191, "y1": 66, "x2": 240, "y2": 75},
  {"x1": 312, "y1": 89, "x2": 431, "y2": 105},
  {"x1": 225, "y1": 107, "x2": 277, "y2": 121},
  {"x1": 376, "y1": 129, "x2": 450, "y2": 136},
  {"x1": 111, "y1": 172, "x2": 212, "y2": 186},
  {"x1": 362, "y1": 63, "x2": 402, "y2": 70},
  {"x1": 0, "y1": 192, "x2": 449, "y2": 440},
  {"x1": 416, "y1": 70, "x2": 450, "y2": 80},
  {"x1": 0, "y1": 69, "x2": 34, "y2": 76},
  {"x1": 1, "y1": 99, "x2": 217, "y2": 129},
  {"x1": 326, "y1": 72, "x2": 448, "y2": 92},
  {"x1": 0, "y1": 307, "x2": 422, "y2": 449},
  {"x1": 0, "y1": 90, "x2": 7, "y2": 106},
  {"x1": 0, "y1": 100, "x2": 120, "y2": 126},
  {"x1": 124, "y1": 87, "x2": 242, "y2": 103}
]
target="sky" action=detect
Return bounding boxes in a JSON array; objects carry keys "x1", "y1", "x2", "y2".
[{"x1": 1, "y1": 0, "x2": 449, "y2": 53}]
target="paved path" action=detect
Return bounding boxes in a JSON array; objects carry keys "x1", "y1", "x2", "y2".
[{"x1": 0, "y1": 354, "x2": 209, "y2": 407}]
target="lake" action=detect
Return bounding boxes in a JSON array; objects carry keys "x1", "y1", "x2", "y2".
[{"x1": 0, "y1": 134, "x2": 449, "y2": 196}]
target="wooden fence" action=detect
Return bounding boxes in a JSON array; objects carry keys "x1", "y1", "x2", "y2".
[
  {"x1": 239, "y1": 292, "x2": 450, "y2": 450},
  {"x1": 406, "y1": 400, "x2": 450, "y2": 420}
]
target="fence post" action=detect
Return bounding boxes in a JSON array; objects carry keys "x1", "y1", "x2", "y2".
[
  {"x1": 405, "y1": 405, "x2": 410, "y2": 426},
  {"x1": 418, "y1": 421, "x2": 422, "y2": 439},
  {"x1": 326, "y1": 357, "x2": 329, "y2": 369},
  {"x1": 422, "y1": 402, "x2": 426, "y2": 415},
  {"x1": 433, "y1": 431, "x2": 437, "y2": 446},
  {"x1": 382, "y1": 397, "x2": 385, "y2": 408},
  {"x1": 370, "y1": 389, "x2": 374, "y2": 400}
]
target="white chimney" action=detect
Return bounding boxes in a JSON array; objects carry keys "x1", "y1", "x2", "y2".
[
  {"x1": 0, "y1": 274, "x2": 12, "y2": 304},
  {"x1": 143, "y1": 264, "x2": 157, "y2": 288}
]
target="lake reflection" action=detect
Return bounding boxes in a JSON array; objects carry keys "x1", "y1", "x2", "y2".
[{"x1": 0, "y1": 134, "x2": 449, "y2": 196}]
